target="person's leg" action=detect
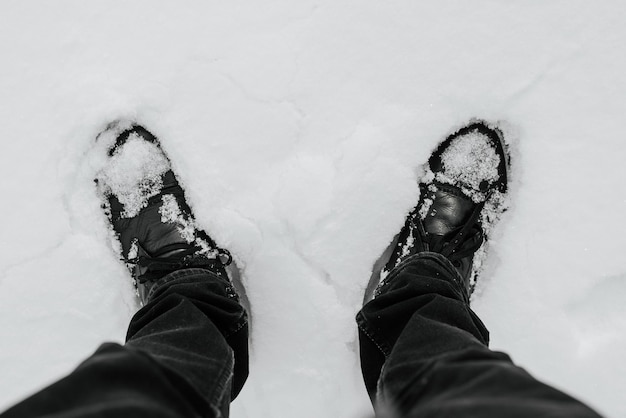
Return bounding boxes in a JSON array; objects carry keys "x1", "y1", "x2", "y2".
[
  {"x1": 1, "y1": 123, "x2": 249, "y2": 418},
  {"x1": 357, "y1": 121, "x2": 602, "y2": 417},
  {"x1": 357, "y1": 253, "x2": 601, "y2": 418},
  {"x1": 2, "y1": 268, "x2": 248, "y2": 418}
]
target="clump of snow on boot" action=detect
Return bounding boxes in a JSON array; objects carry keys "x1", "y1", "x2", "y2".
[
  {"x1": 127, "y1": 238, "x2": 139, "y2": 260},
  {"x1": 159, "y1": 194, "x2": 196, "y2": 243},
  {"x1": 96, "y1": 133, "x2": 171, "y2": 218},
  {"x1": 159, "y1": 194, "x2": 220, "y2": 258},
  {"x1": 436, "y1": 131, "x2": 501, "y2": 203}
]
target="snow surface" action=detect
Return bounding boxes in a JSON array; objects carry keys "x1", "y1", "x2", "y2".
[{"x1": 0, "y1": 1, "x2": 625, "y2": 417}]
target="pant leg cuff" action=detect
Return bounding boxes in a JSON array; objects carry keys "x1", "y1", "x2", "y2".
[
  {"x1": 378, "y1": 251, "x2": 468, "y2": 303},
  {"x1": 147, "y1": 268, "x2": 236, "y2": 304}
]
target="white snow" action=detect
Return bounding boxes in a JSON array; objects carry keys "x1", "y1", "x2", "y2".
[
  {"x1": 96, "y1": 132, "x2": 171, "y2": 218},
  {"x1": 437, "y1": 131, "x2": 501, "y2": 202},
  {"x1": 127, "y1": 239, "x2": 139, "y2": 261},
  {"x1": 1, "y1": 1, "x2": 625, "y2": 417},
  {"x1": 159, "y1": 193, "x2": 219, "y2": 257},
  {"x1": 159, "y1": 194, "x2": 196, "y2": 243}
]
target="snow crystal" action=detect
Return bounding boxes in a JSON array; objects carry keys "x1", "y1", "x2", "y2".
[
  {"x1": 159, "y1": 194, "x2": 196, "y2": 243},
  {"x1": 436, "y1": 131, "x2": 500, "y2": 203},
  {"x1": 418, "y1": 196, "x2": 434, "y2": 220},
  {"x1": 158, "y1": 194, "x2": 220, "y2": 258},
  {"x1": 398, "y1": 228, "x2": 415, "y2": 263},
  {"x1": 127, "y1": 239, "x2": 139, "y2": 260},
  {"x1": 96, "y1": 133, "x2": 171, "y2": 218}
]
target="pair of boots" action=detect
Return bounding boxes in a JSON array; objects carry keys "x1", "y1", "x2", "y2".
[{"x1": 95, "y1": 120, "x2": 509, "y2": 307}]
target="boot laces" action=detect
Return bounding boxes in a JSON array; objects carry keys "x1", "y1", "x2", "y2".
[{"x1": 126, "y1": 244, "x2": 233, "y2": 284}]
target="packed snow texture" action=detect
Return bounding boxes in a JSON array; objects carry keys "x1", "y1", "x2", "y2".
[
  {"x1": 1, "y1": 1, "x2": 625, "y2": 417},
  {"x1": 437, "y1": 131, "x2": 501, "y2": 202}
]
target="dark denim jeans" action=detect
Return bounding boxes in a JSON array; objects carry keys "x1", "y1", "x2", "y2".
[
  {"x1": 357, "y1": 252, "x2": 602, "y2": 418},
  {"x1": 1, "y1": 268, "x2": 248, "y2": 418},
  {"x1": 1, "y1": 256, "x2": 602, "y2": 418}
]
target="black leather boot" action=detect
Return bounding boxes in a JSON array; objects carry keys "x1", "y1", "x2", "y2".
[
  {"x1": 378, "y1": 121, "x2": 510, "y2": 297},
  {"x1": 95, "y1": 123, "x2": 232, "y2": 305}
]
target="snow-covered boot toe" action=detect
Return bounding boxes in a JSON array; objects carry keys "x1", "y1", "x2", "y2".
[
  {"x1": 378, "y1": 121, "x2": 509, "y2": 297},
  {"x1": 95, "y1": 123, "x2": 232, "y2": 304}
]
